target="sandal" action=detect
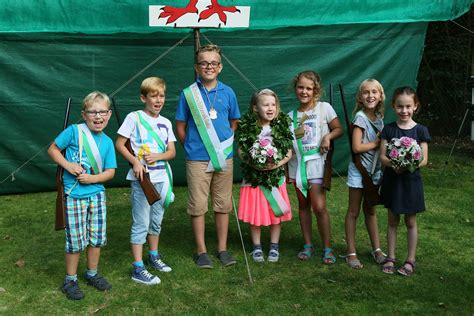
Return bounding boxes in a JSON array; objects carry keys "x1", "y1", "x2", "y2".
[
  {"x1": 297, "y1": 244, "x2": 314, "y2": 261},
  {"x1": 322, "y1": 247, "x2": 336, "y2": 264},
  {"x1": 371, "y1": 248, "x2": 387, "y2": 265},
  {"x1": 382, "y1": 257, "x2": 396, "y2": 274},
  {"x1": 342, "y1": 253, "x2": 363, "y2": 269},
  {"x1": 397, "y1": 260, "x2": 415, "y2": 276}
]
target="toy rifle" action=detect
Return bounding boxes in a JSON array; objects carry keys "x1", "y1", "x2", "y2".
[
  {"x1": 322, "y1": 84, "x2": 334, "y2": 191},
  {"x1": 112, "y1": 99, "x2": 161, "y2": 205},
  {"x1": 339, "y1": 84, "x2": 381, "y2": 207},
  {"x1": 55, "y1": 97, "x2": 72, "y2": 231}
]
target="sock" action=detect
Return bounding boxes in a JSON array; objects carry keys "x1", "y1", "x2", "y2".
[
  {"x1": 133, "y1": 261, "x2": 144, "y2": 268},
  {"x1": 149, "y1": 250, "x2": 158, "y2": 257},
  {"x1": 253, "y1": 244, "x2": 262, "y2": 250},
  {"x1": 65, "y1": 274, "x2": 77, "y2": 283},
  {"x1": 86, "y1": 269, "x2": 97, "y2": 279},
  {"x1": 270, "y1": 243, "x2": 279, "y2": 250}
]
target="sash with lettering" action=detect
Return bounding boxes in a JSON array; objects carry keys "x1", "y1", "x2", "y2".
[
  {"x1": 134, "y1": 111, "x2": 175, "y2": 208},
  {"x1": 183, "y1": 83, "x2": 233, "y2": 172},
  {"x1": 291, "y1": 104, "x2": 326, "y2": 198}
]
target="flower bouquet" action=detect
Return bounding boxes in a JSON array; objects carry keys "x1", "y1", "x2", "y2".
[
  {"x1": 249, "y1": 136, "x2": 282, "y2": 169},
  {"x1": 385, "y1": 136, "x2": 423, "y2": 172}
]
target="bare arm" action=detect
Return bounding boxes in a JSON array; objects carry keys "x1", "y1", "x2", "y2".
[
  {"x1": 320, "y1": 117, "x2": 343, "y2": 154},
  {"x1": 175, "y1": 120, "x2": 187, "y2": 145},
  {"x1": 76, "y1": 168, "x2": 115, "y2": 184},
  {"x1": 143, "y1": 141, "x2": 176, "y2": 164},
  {"x1": 352, "y1": 126, "x2": 380, "y2": 154},
  {"x1": 379, "y1": 139, "x2": 391, "y2": 168},
  {"x1": 47, "y1": 142, "x2": 83, "y2": 176},
  {"x1": 115, "y1": 135, "x2": 145, "y2": 181},
  {"x1": 230, "y1": 119, "x2": 239, "y2": 131},
  {"x1": 419, "y1": 142, "x2": 429, "y2": 168}
]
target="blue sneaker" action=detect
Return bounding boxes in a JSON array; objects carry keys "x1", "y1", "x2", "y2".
[
  {"x1": 149, "y1": 254, "x2": 172, "y2": 272},
  {"x1": 62, "y1": 280, "x2": 84, "y2": 300},
  {"x1": 131, "y1": 266, "x2": 161, "y2": 285}
]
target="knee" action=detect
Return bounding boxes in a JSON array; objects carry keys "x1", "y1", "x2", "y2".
[
  {"x1": 347, "y1": 207, "x2": 360, "y2": 219},
  {"x1": 312, "y1": 206, "x2": 327, "y2": 216},
  {"x1": 404, "y1": 216, "x2": 417, "y2": 229}
]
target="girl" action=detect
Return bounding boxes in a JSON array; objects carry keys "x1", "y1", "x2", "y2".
[
  {"x1": 344, "y1": 79, "x2": 387, "y2": 269},
  {"x1": 287, "y1": 70, "x2": 343, "y2": 264},
  {"x1": 379, "y1": 86, "x2": 430, "y2": 276},
  {"x1": 238, "y1": 89, "x2": 293, "y2": 263}
]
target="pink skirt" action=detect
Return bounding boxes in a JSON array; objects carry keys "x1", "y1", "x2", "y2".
[{"x1": 238, "y1": 182, "x2": 292, "y2": 226}]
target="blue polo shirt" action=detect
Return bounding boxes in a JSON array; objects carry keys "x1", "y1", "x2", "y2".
[{"x1": 175, "y1": 79, "x2": 240, "y2": 160}]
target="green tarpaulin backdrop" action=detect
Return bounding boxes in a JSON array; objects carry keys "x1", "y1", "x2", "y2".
[{"x1": 0, "y1": 1, "x2": 471, "y2": 194}]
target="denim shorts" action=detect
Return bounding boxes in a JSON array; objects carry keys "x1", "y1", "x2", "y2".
[
  {"x1": 346, "y1": 161, "x2": 382, "y2": 188},
  {"x1": 130, "y1": 180, "x2": 165, "y2": 244},
  {"x1": 65, "y1": 192, "x2": 107, "y2": 253}
]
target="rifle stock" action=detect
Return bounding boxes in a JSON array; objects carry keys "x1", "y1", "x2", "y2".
[
  {"x1": 112, "y1": 99, "x2": 161, "y2": 205},
  {"x1": 125, "y1": 139, "x2": 161, "y2": 205},
  {"x1": 55, "y1": 97, "x2": 71, "y2": 231},
  {"x1": 339, "y1": 84, "x2": 381, "y2": 207},
  {"x1": 322, "y1": 84, "x2": 334, "y2": 191}
]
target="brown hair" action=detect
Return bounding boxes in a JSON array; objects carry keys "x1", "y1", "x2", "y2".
[
  {"x1": 140, "y1": 77, "x2": 166, "y2": 96},
  {"x1": 195, "y1": 44, "x2": 222, "y2": 61},
  {"x1": 391, "y1": 86, "x2": 420, "y2": 114},
  {"x1": 292, "y1": 70, "x2": 323, "y2": 103}
]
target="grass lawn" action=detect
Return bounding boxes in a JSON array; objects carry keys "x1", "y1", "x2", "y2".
[{"x1": 0, "y1": 139, "x2": 473, "y2": 314}]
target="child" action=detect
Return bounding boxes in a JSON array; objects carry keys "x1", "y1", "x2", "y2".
[
  {"x1": 237, "y1": 89, "x2": 293, "y2": 262},
  {"x1": 116, "y1": 77, "x2": 176, "y2": 285},
  {"x1": 287, "y1": 70, "x2": 343, "y2": 264},
  {"x1": 175, "y1": 44, "x2": 240, "y2": 268},
  {"x1": 48, "y1": 91, "x2": 116, "y2": 300},
  {"x1": 344, "y1": 79, "x2": 387, "y2": 269},
  {"x1": 379, "y1": 86, "x2": 430, "y2": 276}
]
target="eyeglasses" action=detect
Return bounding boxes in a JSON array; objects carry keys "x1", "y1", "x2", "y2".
[
  {"x1": 84, "y1": 110, "x2": 110, "y2": 117},
  {"x1": 196, "y1": 61, "x2": 221, "y2": 69}
]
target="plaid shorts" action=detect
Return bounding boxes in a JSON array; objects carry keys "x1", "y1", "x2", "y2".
[{"x1": 64, "y1": 191, "x2": 107, "y2": 253}]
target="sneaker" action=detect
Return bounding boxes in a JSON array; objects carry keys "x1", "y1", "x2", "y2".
[
  {"x1": 149, "y1": 254, "x2": 172, "y2": 272},
  {"x1": 62, "y1": 280, "x2": 85, "y2": 300},
  {"x1": 131, "y1": 266, "x2": 161, "y2": 285},
  {"x1": 268, "y1": 248, "x2": 279, "y2": 263},
  {"x1": 86, "y1": 274, "x2": 112, "y2": 291},
  {"x1": 194, "y1": 252, "x2": 213, "y2": 269},
  {"x1": 250, "y1": 248, "x2": 264, "y2": 263},
  {"x1": 217, "y1": 250, "x2": 236, "y2": 267}
]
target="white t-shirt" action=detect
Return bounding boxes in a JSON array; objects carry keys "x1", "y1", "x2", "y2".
[
  {"x1": 117, "y1": 110, "x2": 176, "y2": 183},
  {"x1": 287, "y1": 102, "x2": 337, "y2": 180}
]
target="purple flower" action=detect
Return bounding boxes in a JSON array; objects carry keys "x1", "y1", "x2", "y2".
[
  {"x1": 389, "y1": 148, "x2": 399, "y2": 159},
  {"x1": 259, "y1": 137, "x2": 271, "y2": 147}
]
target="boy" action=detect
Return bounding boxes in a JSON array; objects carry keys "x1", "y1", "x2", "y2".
[
  {"x1": 175, "y1": 44, "x2": 240, "y2": 268},
  {"x1": 48, "y1": 91, "x2": 117, "y2": 300},
  {"x1": 116, "y1": 77, "x2": 176, "y2": 285}
]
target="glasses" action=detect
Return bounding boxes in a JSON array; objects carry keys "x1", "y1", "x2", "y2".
[
  {"x1": 196, "y1": 61, "x2": 221, "y2": 69},
  {"x1": 84, "y1": 110, "x2": 110, "y2": 117}
]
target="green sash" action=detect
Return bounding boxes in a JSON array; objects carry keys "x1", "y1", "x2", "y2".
[
  {"x1": 135, "y1": 112, "x2": 175, "y2": 208},
  {"x1": 78, "y1": 123, "x2": 102, "y2": 175},
  {"x1": 183, "y1": 83, "x2": 233, "y2": 172},
  {"x1": 259, "y1": 177, "x2": 290, "y2": 217}
]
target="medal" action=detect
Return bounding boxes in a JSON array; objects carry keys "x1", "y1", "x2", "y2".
[{"x1": 209, "y1": 108, "x2": 217, "y2": 119}]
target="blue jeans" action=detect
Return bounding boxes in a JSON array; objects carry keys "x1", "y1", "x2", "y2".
[{"x1": 130, "y1": 180, "x2": 165, "y2": 244}]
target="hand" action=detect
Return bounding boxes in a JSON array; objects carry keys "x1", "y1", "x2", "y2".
[
  {"x1": 143, "y1": 152, "x2": 160, "y2": 165},
  {"x1": 66, "y1": 163, "x2": 83, "y2": 176},
  {"x1": 374, "y1": 138, "x2": 381, "y2": 149},
  {"x1": 320, "y1": 135, "x2": 331, "y2": 154},
  {"x1": 393, "y1": 165, "x2": 407, "y2": 174},
  {"x1": 76, "y1": 173, "x2": 95, "y2": 184},
  {"x1": 132, "y1": 162, "x2": 146, "y2": 181}
]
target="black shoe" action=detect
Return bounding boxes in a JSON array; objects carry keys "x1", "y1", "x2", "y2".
[
  {"x1": 86, "y1": 274, "x2": 112, "y2": 291},
  {"x1": 62, "y1": 280, "x2": 84, "y2": 300},
  {"x1": 217, "y1": 250, "x2": 236, "y2": 267},
  {"x1": 194, "y1": 253, "x2": 213, "y2": 269}
]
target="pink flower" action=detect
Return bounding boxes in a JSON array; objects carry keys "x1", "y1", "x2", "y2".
[
  {"x1": 389, "y1": 148, "x2": 399, "y2": 159},
  {"x1": 400, "y1": 137, "x2": 412, "y2": 147},
  {"x1": 259, "y1": 137, "x2": 271, "y2": 147},
  {"x1": 413, "y1": 150, "x2": 421, "y2": 160},
  {"x1": 266, "y1": 148, "x2": 275, "y2": 157}
]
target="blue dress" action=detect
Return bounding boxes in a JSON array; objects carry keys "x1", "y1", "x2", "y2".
[{"x1": 380, "y1": 122, "x2": 431, "y2": 214}]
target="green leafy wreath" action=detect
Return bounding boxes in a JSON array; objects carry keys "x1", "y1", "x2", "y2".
[{"x1": 237, "y1": 110, "x2": 293, "y2": 189}]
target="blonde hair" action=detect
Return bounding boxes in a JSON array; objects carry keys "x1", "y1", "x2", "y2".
[
  {"x1": 353, "y1": 79, "x2": 385, "y2": 116},
  {"x1": 140, "y1": 77, "x2": 166, "y2": 96},
  {"x1": 292, "y1": 70, "x2": 323, "y2": 103},
  {"x1": 82, "y1": 91, "x2": 110, "y2": 111},
  {"x1": 195, "y1": 44, "x2": 222, "y2": 60},
  {"x1": 250, "y1": 88, "x2": 281, "y2": 127}
]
